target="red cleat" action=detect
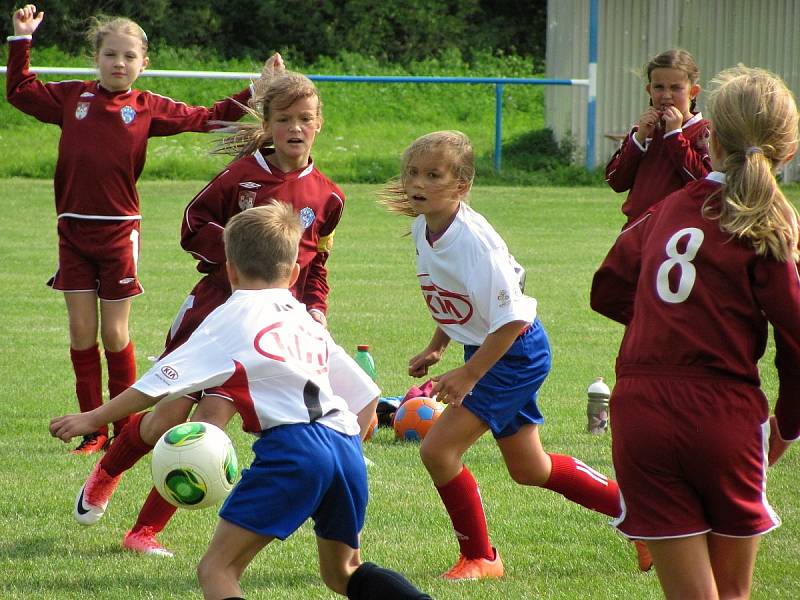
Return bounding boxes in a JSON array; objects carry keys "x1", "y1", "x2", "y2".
[
  {"x1": 74, "y1": 460, "x2": 121, "y2": 525},
  {"x1": 71, "y1": 432, "x2": 109, "y2": 455},
  {"x1": 123, "y1": 527, "x2": 174, "y2": 558}
]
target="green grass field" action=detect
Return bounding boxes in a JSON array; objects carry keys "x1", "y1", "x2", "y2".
[{"x1": 0, "y1": 179, "x2": 798, "y2": 599}]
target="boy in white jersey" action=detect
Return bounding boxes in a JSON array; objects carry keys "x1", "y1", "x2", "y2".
[{"x1": 50, "y1": 202, "x2": 431, "y2": 600}]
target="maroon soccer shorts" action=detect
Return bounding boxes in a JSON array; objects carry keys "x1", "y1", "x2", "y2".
[
  {"x1": 610, "y1": 374, "x2": 780, "y2": 539},
  {"x1": 50, "y1": 219, "x2": 142, "y2": 300}
]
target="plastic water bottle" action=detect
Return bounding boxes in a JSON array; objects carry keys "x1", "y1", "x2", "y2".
[
  {"x1": 586, "y1": 377, "x2": 610, "y2": 434},
  {"x1": 354, "y1": 345, "x2": 376, "y2": 381}
]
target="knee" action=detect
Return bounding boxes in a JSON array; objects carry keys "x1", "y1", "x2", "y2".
[
  {"x1": 138, "y1": 411, "x2": 178, "y2": 446},
  {"x1": 505, "y1": 462, "x2": 549, "y2": 486},
  {"x1": 418, "y1": 439, "x2": 441, "y2": 473},
  {"x1": 100, "y1": 324, "x2": 129, "y2": 352}
]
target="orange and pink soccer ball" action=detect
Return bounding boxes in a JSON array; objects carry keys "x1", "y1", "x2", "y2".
[{"x1": 393, "y1": 397, "x2": 445, "y2": 441}]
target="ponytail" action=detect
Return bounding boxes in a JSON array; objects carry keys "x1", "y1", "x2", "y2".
[{"x1": 704, "y1": 66, "x2": 799, "y2": 262}]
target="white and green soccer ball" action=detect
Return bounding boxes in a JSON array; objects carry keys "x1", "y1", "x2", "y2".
[{"x1": 152, "y1": 422, "x2": 239, "y2": 510}]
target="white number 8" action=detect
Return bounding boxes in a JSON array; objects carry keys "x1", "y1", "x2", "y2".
[{"x1": 656, "y1": 227, "x2": 704, "y2": 303}]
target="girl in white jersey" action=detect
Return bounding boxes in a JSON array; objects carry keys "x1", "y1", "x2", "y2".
[{"x1": 380, "y1": 130, "x2": 637, "y2": 580}]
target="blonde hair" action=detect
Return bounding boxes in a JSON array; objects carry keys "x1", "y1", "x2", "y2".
[
  {"x1": 380, "y1": 130, "x2": 475, "y2": 218},
  {"x1": 703, "y1": 66, "x2": 799, "y2": 262},
  {"x1": 224, "y1": 202, "x2": 302, "y2": 283},
  {"x1": 86, "y1": 15, "x2": 148, "y2": 54},
  {"x1": 214, "y1": 71, "x2": 322, "y2": 160},
  {"x1": 644, "y1": 49, "x2": 700, "y2": 111}
]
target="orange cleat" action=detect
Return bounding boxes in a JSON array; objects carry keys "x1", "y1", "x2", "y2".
[
  {"x1": 123, "y1": 526, "x2": 174, "y2": 558},
  {"x1": 441, "y1": 547, "x2": 504, "y2": 580},
  {"x1": 71, "y1": 432, "x2": 109, "y2": 455},
  {"x1": 633, "y1": 540, "x2": 653, "y2": 572},
  {"x1": 74, "y1": 460, "x2": 121, "y2": 525}
]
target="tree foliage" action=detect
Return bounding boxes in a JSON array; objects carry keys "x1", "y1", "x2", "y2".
[{"x1": 1, "y1": 0, "x2": 546, "y2": 66}]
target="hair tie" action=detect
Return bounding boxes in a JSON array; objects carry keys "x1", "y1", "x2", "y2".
[{"x1": 745, "y1": 146, "x2": 763, "y2": 156}]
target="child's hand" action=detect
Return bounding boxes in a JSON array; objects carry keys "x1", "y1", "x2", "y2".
[
  {"x1": 430, "y1": 366, "x2": 477, "y2": 407},
  {"x1": 251, "y1": 52, "x2": 285, "y2": 110},
  {"x1": 49, "y1": 412, "x2": 100, "y2": 443},
  {"x1": 768, "y1": 415, "x2": 793, "y2": 466},
  {"x1": 13, "y1": 4, "x2": 43, "y2": 36},
  {"x1": 634, "y1": 107, "x2": 660, "y2": 144},
  {"x1": 262, "y1": 52, "x2": 285, "y2": 78},
  {"x1": 408, "y1": 347, "x2": 442, "y2": 378},
  {"x1": 661, "y1": 105, "x2": 684, "y2": 132},
  {"x1": 308, "y1": 308, "x2": 327, "y2": 328}
]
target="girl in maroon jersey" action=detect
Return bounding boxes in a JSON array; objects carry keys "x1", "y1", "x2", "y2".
[
  {"x1": 7, "y1": 5, "x2": 272, "y2": 454},
  {"x1": 592, "y1": 66, "x2": 800, "y2": 599},
  {"x1": 605, "y1": 49, "x2": 712, "y2": 227},
  {"x1": 69, "y1": 69, "x2": 348, "y2": 558}
]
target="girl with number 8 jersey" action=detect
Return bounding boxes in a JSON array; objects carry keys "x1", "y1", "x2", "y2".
[{"x1": 592, "y1": 66, "x2": 800, "y2": 598}]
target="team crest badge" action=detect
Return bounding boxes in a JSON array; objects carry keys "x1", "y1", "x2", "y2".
[
  {"x1": 299, "y1": 207, "x2": 316, "y2": 229},
  {"x1": 75, "y1": 102, "x2": 90, "y2": 120},
  {"x1": 120, "y1": 105, "x2": 137, "y2": 125},
  {"x1": 238, "y1": 190, "x2": 256, "y2": 210}
]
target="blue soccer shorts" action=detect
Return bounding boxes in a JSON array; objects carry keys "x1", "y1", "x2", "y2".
[
  {"x1": 462, "y1": 319, "x2": 551, "y2": 439},
  {"x1": 219, "y1": 421, "x2": 367, "y2": 549}
]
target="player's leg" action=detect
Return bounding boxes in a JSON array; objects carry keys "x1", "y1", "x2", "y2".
[
  {"x1": 124, "y1": 396, "x2": 237, "y2": 556},
  {"x1": 419, "y1": 406, "x2": 502, "y2": 579},
  {"x1": 708, "y1": 533, "x2": 760, "y2": 598},
  {"x1": 64, "y1": 291, "x2": 107, "y2": 453},
  {"x1": 317, "y1": 538, "x2": 432, "y2": 600},
  {"x1": 497, "y1": 424, "x2": 621, "y2": 516},
  {"x1": 95, "y1": 219, "x2": 143, "y2": 436},
  {"x1": 646, "y1": 535, "x2": 718, "y2": 599},
  {"x1": 99, "y1": 297, "x2": 135, "y2": 437},
  {"x1": 196, "y1": 518, "x2": 273, "y2": 599}
]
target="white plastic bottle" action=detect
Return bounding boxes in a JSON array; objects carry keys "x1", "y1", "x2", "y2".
[{"x1": 586, "y1": 377, "x2": 610, "y2": 434}]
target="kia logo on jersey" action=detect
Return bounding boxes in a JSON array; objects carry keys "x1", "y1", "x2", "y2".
[
  {"x1": 253, "y1": 322, "x2": 329, "y2": 375},
  {"x1": 160, "y1": 365, "x2": 179, "y2": 380},
  {"x1": 421, "y1": 283, "x2": 473, "y2": 324}
]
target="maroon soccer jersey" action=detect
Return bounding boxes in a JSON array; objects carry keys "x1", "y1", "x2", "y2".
[
  {"x1": 591, "y1": 174, "x2": 800, "y2": 440},
  {"x1": 605, "y1": 113, "x2": 712, "y2": 225},
  {"x1": 181, "y1": 149, "x2": 344, "y2": 314},
  {"x1": 6, "y1": 38, "x2": 250, "y2": 219}
]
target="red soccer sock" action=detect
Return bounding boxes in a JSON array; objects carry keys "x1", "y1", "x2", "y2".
[
  {"x1": 132, "y1": 486, "x2": 178, "y2": 534},
  {"x1": 435, "y1": 466, "x2": 494, "y2": 560},
  {"x1": 100, "y1": 412, "x2": 153, "y2": 478},
  {"x1": 70, "y1": 344, "x2": 107, "y2": 436},
  {"x1": 542, "y1": 453, "x2": 621, "y2": 517},
  {"x1": 105, "y1": 341, "x2": 137, "y2": 436}
]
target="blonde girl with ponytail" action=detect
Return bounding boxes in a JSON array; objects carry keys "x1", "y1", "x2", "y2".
[{"x1": 591, "y1": 66, "x2": 800, "y2": 599}]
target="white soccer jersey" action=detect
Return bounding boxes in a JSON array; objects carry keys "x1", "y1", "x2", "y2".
[
  {"x1": 412, "y1": 203, "x2": 537, "y2": 346},
  {"x1": 134, "y1": 288, "x2": 378, "y2": 436}
]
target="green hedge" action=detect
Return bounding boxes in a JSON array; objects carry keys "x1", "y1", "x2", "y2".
[{"x1": 2, "y1": 0, "x2": 547, "y2": 67}]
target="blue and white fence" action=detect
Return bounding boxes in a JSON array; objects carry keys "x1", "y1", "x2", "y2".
[{"x1": 0, "y1": 65, "x2": 595, "y2": 171}]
